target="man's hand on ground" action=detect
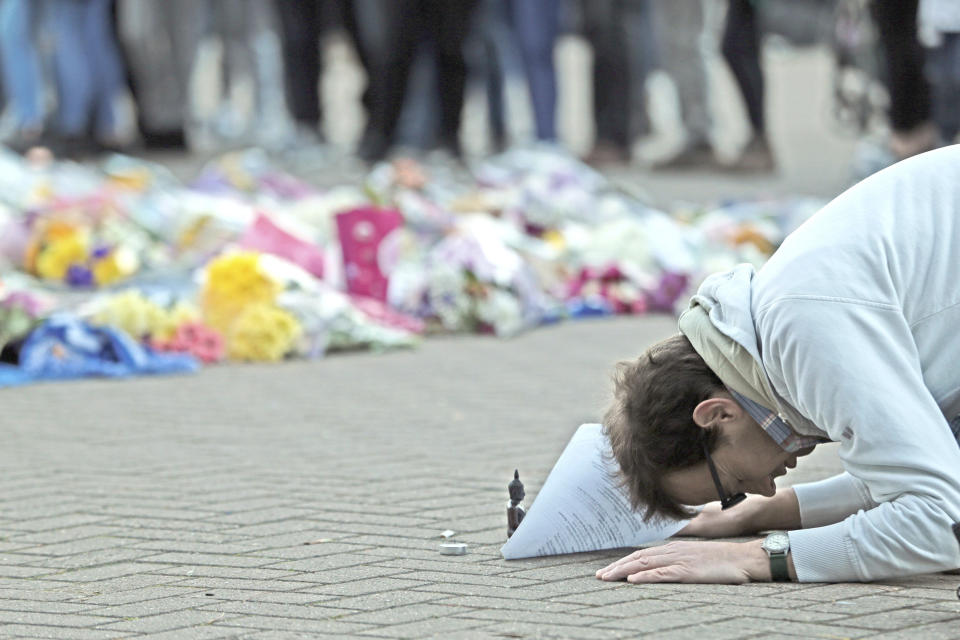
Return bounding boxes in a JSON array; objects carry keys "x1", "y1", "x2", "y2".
[{"x1": 595, "y1": 539, "x2": 770, "y2": 584}]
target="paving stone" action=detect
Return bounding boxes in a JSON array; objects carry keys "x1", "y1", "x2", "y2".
[
  {"x1": 455, "y1": 608, "x2": 611, "y2": 626},
  {"x1": 0, "y1": 599, "x2": 92, "y2": 614},
  {"x1": 116, "y1": 626, "x2": 246, "y2": 640},
  {"x1": 89, "y1": 594, "x2": 224, "y2": 618},
  {"x1": 432, "y1": 595, "x2": 574, "y2": 612},
  {"x1": 96, "y1": 609, "x2": 243, "y2": 633},
  {"x1": 196, "y1": 600, "x2": 350, "y2": 619},
  {"x1": 171, "y1": 577, "x2": 313, "y2": 592},
  {"x1": 40, "y1": 562, "x2": 176, "y2": 583},
  {"x1": 865, "y1": 619, "x2": 960, "y2": 640},
  {"x1": 377, "y1": 557, "x2": 519, "y2": 576},
  {"x1": 356, "y1": 615, "x2": 496, "y2": 639},
  {"x1": 285, "y1": 565, "x2": 409, "y2": 585},
  {"x1": 446, "y1": 620, "x2": 634, "y2": 639},
  {"x1": 319, "y1": 590, "x2": 445, "y2": 611},
  {"x1": 799, "y1": 594, "x2": 934, "y2": 616},
  {"x1": 592, "y1": 604, "x2": 736, "y2": 633},
  {"x1": 216, "y1": 614, "x2": 373, "y2": 635},
  {"x1": 0, "y1": 610, "x2": 114, "y2": 627},
  {"x1": 386, "y1": 570, "x2": 539, "y2": 589},
  {"x1": 311, "y1": 577, "x2": 430, "y2": 598},
  {"x1": 829, "y1": 607, "x2": 957, "y2": 631},
  {"x1": 0, "y1": 625, "x2": 128, "y2": 639}
]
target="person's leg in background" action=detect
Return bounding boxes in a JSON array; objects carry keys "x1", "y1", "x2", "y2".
[
  {"x1": 351, "y1": 0, "x2": 419, "y2": 162},
  {"x1": 871, "y1": 0, "x2": 936, "y2": 159},
  {"x1": 209, "y1": 0, "x2": 260, "y2": 142},
  {"x1": 508, "y1": 0, "x2": 559, "y2": 143},
  {"x1": 924, "y1": 32, "x2": 960, "y2": 144},
  {"x1": 0, "y1": 0, "x2": 46, "y2": 148},
  {"x1": 117, "y1": 0, "x2": 201, "y2": 149},
  {"x1": 275, "y1": 0, "x2": 323, "y2": 134},
  {"x1": 47, "y1": 0, "x2": 95, "y2": 143},
  {"x1": 650, "y1": 0, "x2": 718, "y2": 170},
  {"x1": 82, "y1": 0, "x2": 127, "y2": 147},
  {"x1": 582, "y1": 0, "x2": 632, "y2": 165},
  {"x1": 426, "y1": 0, "x2": 478, "y2": 156},
  {"x1": 721, "y1": 0, "x2": 774, "y2": 172},
  {"x1": 467, "y1": 0, "x2": 509, "y2": 153},
  {"x1": 624, "y1": 0, "x2": 657, "y2": 145}
]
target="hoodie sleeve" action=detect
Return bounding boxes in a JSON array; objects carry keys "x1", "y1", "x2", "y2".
[
  {"x1": 792, "y1": 472, "x2": 877, "y2": 529},
  {"x1": 759, "y1": 299, "x2": 960, "y2": 582}
]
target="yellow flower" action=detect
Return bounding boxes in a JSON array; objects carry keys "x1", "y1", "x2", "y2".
[
  {"x1": 92, "y1": 247, "x2": 140, "y2": 286},
  {"x1": 226, "y1": 303, "x2": 301, "y2": 362},
  {"x1": 34, "y1": 231, "x2": 90, "y2": 281},
  {"x1": 91, "y1": 290, "x2": 167, "y2": 340},
  {"x1": 201, "y1": 252, "x2": 281, "y2": 333}
]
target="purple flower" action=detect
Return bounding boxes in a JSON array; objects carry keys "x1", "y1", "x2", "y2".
[{"x1": 65, "y1": 264, "x2": 94, "y2": 288}]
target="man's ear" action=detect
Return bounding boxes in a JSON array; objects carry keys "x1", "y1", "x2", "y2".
[{"x1": 692, "y1": 395, "x2": 739, "y2": 429}]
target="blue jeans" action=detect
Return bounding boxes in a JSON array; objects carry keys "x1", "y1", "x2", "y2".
[
  {"x1": 0, "y1": 0, "x2": 45, "y2": 130},
  {"x1": 508, "y1": 0, "x2": 559, "y2": 142},
  {"x1": 926, "y1": 33, "x2": 960, "y2": 143},
  {"x1": 47, "y1": 0, "x2": 125, "y2": 136}
]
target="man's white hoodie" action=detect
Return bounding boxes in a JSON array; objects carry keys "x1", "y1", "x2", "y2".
[{"x1": 688, "y1": 145, "x2": 960, "y2": 581}]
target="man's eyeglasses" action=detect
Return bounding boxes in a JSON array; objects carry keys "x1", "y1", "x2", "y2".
[{"x1": 702, "y1": 441, "x2": 747, "y2": 510}]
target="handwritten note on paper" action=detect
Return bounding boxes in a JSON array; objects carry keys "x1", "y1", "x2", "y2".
[{"x1": 501, "y1": 424, "x2": 689, "y2": 559}]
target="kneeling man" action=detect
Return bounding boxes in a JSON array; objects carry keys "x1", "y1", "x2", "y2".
[{"x1": 598, "y1": 146, "x2": 960, "y2": 583}]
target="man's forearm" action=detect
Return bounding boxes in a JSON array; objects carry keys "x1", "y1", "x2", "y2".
[{"x1": 741, "y1": 487, "x2": 802, "y2": 532}]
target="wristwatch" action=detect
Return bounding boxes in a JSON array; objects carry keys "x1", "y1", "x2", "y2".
[{"x1": 762, "y1": 531, "x2": 791, "y2": 582}]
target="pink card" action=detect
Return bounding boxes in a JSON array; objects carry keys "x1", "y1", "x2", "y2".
[
  {"x1": 239, "y1": 212, "x2": 325, "y2": 279},
  {"x1": 336, "y1": 207, "x2": 404, "y2": 301}
]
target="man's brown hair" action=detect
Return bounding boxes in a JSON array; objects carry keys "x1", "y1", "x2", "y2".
[{"x1": 604, "y1": 334, "x2": 725, "y2": 521}]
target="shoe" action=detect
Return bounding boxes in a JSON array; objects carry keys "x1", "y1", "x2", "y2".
[
  {"x1": 722, "y1": 135, "x2": 777, "y2": 173},
  {"x1": 650, "y1": 140, "x2": 720, "y2": 171},
  {"x1": 584, "y1": 142, "x2": 630, "y2": 167},
  {"x1": 141, "y1": 128, "x2": 187, "y2": 151},
  {"x1": 890, "y1": 121, "x2": 939, "y2": 160},
  {"x1": 47, "y1": 135, "x2": 104, "y2": 160},
  {"x1": 2, "y1": 128, "x2": 46, "y2": 155},
  {"x1": 357, "y1": 129, "x2": 391, "y2": 164}
]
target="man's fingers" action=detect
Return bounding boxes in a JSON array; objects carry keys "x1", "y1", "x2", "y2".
[
  {"x1": 627, "y1": 565, "x2": 686, "y2": 583},
  {"x1": 595, "y1": 545, "x2": 679, "y2": 579},
  {"x1": 595, "y1": 549, "x2": 645, "y2": 577},
  {"x1": 598, "y1": 551, "x2": 675, "y2": 581}
]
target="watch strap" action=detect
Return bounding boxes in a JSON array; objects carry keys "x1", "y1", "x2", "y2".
[{"x1": 769, "y1": 551, "x2": 790, "y2": 582}]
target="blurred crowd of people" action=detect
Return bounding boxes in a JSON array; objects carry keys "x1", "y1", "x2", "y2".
[{"x1": 0, "y1": 0, "x2": 957, "y2": 171}]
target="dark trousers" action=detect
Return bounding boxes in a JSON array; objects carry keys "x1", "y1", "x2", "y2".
[
  {"x1": 721, "y1": 0, "x2": 765, "y2": 135},
  {"x1": 276, "y1": 0, "x2": 356, "y2": 128},
  {"x1": 583, "y1": 0, "x2": 652, "y2": 148},
  {"x1": 870, "y1": 0, "x2": 930, "y2": 132},
  {"x1": 353, "y1": 0, "x2": 477, "y2": 159}
]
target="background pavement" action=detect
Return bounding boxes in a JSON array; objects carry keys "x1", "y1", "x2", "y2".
[{"x1": 2, "y1": 44, "x2": 960, "y2": 639}]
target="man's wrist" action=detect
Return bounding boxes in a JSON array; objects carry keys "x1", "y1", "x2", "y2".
[{"x1": 742, "y1": 539, "x2": 772, "y2": 582}]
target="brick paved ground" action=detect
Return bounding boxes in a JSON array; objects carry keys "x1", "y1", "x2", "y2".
[
  {"x1": 4, "y1": 42, "x2": 960, "y2": 640},
  {"x1": 2, "y1": 316, "x2": 959, "y2": 639}
]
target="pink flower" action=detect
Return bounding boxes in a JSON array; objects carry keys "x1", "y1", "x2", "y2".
[{"x1": 152, "y1": 322, "x2": 224, "y2": 364}]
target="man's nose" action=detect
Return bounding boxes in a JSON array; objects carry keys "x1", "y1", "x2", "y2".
[{"x1": 786, "y1": 455, "x2": 798, "y2": 469}]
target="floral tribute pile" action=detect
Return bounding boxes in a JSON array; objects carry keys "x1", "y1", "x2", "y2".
[{"x1": 0, "y1": 146, "x2": 822, "y2": 385}]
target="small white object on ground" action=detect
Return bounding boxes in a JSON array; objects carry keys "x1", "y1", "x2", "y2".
[
  {"x1": 440, "y1": 530, "x2": 456, "y2": 538},
  {"x1": 439, "y1": 542, "x2": 468, "y2": 555}
]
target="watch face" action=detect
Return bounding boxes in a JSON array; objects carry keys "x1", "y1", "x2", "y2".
[{"x1": 764, "y1": 532, "x2": 790, "y2": 553}]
